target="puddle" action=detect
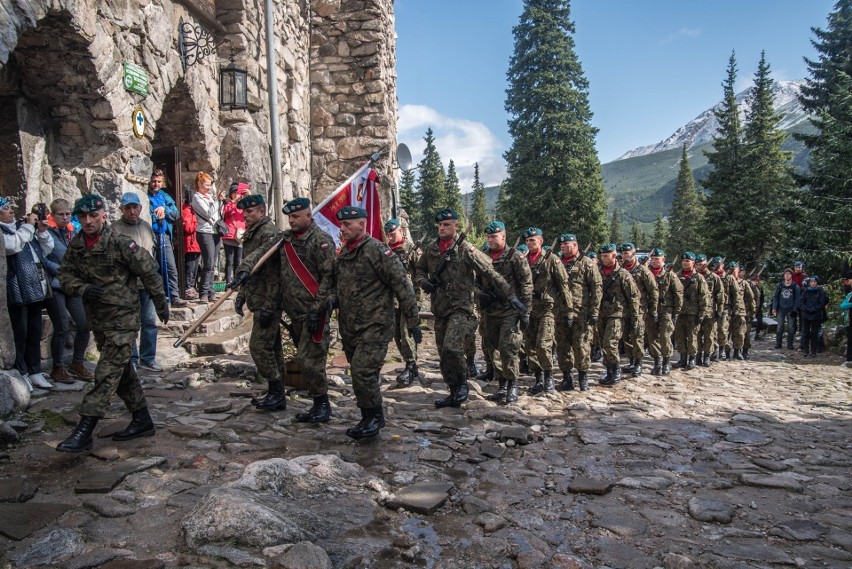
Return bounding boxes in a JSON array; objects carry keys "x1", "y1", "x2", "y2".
[{"x1": 402, "y1": 517, "x2": 443, "y2": 569}]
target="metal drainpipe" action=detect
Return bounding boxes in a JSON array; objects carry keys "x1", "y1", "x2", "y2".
[{"x1": 265, "y1": 0, "x2": 284, "y2": 228}]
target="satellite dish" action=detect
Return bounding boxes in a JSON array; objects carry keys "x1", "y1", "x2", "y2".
[{"x1": 396, "y1": 143, "x2": 413, "y2": 171}]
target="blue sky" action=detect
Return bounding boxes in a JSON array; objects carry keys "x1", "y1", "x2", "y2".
[{"x1": 395, "y1": 0, "x2": 836, "y2": 190}]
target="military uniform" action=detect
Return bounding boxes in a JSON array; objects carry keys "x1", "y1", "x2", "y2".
[
  {"x1": 733, "y1": 272, "x2": 756, "y2": 358},
  {"x1": 388, "y1": 235, "x2": 421, "y2": 382},
  {"x1": 597, "y1": 245, "x2": 640, "y2": 386},
  {"x1": 743, "y1": 276, "x2": 761, "y2": 357},
  {"x1": 698, "y1": 263, "x2": 725, "y2": 366},
  {"x1": 720, "y1": 264, "x2": 743, "y2": 357},
  {"x1": 646, "y1": 255, "x2": 683, "y2": 375},
  {"x1": 621, "y1": 245, "x2": 658, "y2": 377},
  {"x1": 673, "y1": 259, "x2": 709, "y2": 369}
]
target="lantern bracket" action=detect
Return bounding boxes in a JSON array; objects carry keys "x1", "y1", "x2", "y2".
[{"x1": 179, "y1": 18, "x2": 235, "y2": 72}]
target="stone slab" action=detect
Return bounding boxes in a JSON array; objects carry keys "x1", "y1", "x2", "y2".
[
  {"x1": 687, "y1": 497, "x2": 735, "y2": 524},
  {"x1": 500, "y1": 425, "x2": 532, "y2": 444},
  {"x1": 168, "y1": 425, "x2": 208, "y2": 438},
  {"x1": 772, "y1": 519, "x2": 829, "y2": 541},
  {"x1": 0, "y1": 476, "x2": 38, "y2": 502},
  {"x1": 740, "y1": 473, "x2": 803, "y2": 492},
  {"x1": 386, "y1": 481, "x2": 454, "y2": 515},
  {"x1": 567, "y1": 477, "x2": 613, "y2": 495},
  {"x1": 0, "y1": 502, "x2": 71, "y2": 540},
  {"x1": 479, "y1": 442, "x2": 505, "y2": 459},
  {"x1": 418, "y1": 447, "x2": 453, "y2": 463},
  {"x1": 590, "y1": 513, "x2": 647, "y2": 537},
  {"x1": 100, "y1": 559, "x2": 165, "y2": 569},
  {"x1": 413, "y1": 422, "x2": 443, "y2": 433},
  {"x1": 75, "y1": 457, "x2": 166, "y2": 494}
]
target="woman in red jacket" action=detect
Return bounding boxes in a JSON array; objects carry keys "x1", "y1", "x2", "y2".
[
  {"x1": 182, "y1": 192, "x2": 201, "y2": 300},
  {"x1": 222, "y1": 182, "x2": 248, "y2": 284}
]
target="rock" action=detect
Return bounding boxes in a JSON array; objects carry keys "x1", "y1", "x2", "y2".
[
  {"x1": 0, "y1": 421, "x2": 20, "y2": 443},
  {"x1": 197, "y1": 544, "x2": 265, "y2": 566},
  {"x1": 0, "y1": 476, "x2": 38, "y2": 502},
  {"x1": 413, "y1": 422, "x2": 443, "y2": 433},
  {"x1": 663, "y1": 553, "x2": 695, "y2": 569},
  {"x1": 230, "y1": 455, "x2": 366, "y2": 495},
  {"x1": 740, "y1": 473, "x2": 803, "y2": 492},
  {"x1": 7, "y1": 528, "x2": 85, "y2": 566},
  {"x1": 716, "y1": 425, "x2": 772, "y2": 445},
  {"x1": 461, "y1": 496, "x2": 493, "y2": 515},
  {"x1": 476, "y1": 512, "x2": 508, "y2": 533},
  {"x1": 99, "y1": 560, "x2": 165, "y2": 569},
  {"x1": 711, "y1": 543, "x2": 794, "y2": 565},
  {"x1": 0, "y1": 502, "x2": 71, "y2": 540},
  {"x1": 567, "y1": 477, "x2": 613, "y2": 495},
  {"x1": 84, "y1": 496, "x2": 137, "y2": 517},
  {"x1": 0, "y1": 369, "x2": 30, "y2": 418},
  {"x1": 590, "y1": 512, "x2": 647, "y2": 537},
  {"x1": 386, "y1": 481, "x2": 454, "y2": 515},
  {"x1": 51, "y1": 380, "x2": 87, "y2": 391},
  {"x1": 500, "y1": 425, "x2": 532, "y2": 444},
  {"x1": 418, "y1": 447, "x2": 453, "y2": 462},
  {"x1": 204, "y1": 400, "x2": 233, "y2": 413},
  {"x1": 687, "y1": 497, "x2": 735, "y2": 524},
  {"x1": 615, "y1": 476, "x2": 673, "y2": 490},
  {"x1": 269, "y1": 541, "x2": 333, "y2": 569},
  {"x1": 75, "y1": 457, "x2": 167, "y2": 493},
  {"x1": 479, "y1": 441, "x2": 505, "y2": 459},
  {"x1": 752, "y1": 457, "x2": 789, "y2": 471},
  {"x1": 771, "y1": 519, "x2": 829, "y2": 541},
  {"x1": 66, "y1": 548, "x2": 134, "y2": 569}
]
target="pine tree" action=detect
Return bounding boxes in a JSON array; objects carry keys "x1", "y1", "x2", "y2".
[
  {"x1": 399, "y1": 168, "x2": 419, "y2": 235},
  {"x1": 629, "y1": 221, "x2": 646, "y2": 249},
  {"x1": 609, "y1": 209, "x2": 622, "y2": 244},
  {"x1": 415, "y1": 128, "x2": 446, "y2": 237},
  {"x1": 652, "y1": 214, "x2": 668, "y2": 251},
  {"x1": 470, "y1": 163, "x2": 489, "y2": 232},
  {"x1": 502, "y1": 0, "x2": 607, "y2": 243},
  {"x1": 795, "y1": 0, "x2": 852, "y2": 277},
  {"x1": 444, "y1": 160, "x2": 464, "y2": 218},
  {"x1": 668, "y1": 145, "x2": 706, "y2": 256}
]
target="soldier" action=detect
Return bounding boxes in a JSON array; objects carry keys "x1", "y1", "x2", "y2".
[
  {"x1": 232, "y1": 197, "x2": 335, "y2": 423},
  {"x1": 56, "y1": 195, "x2": 169, "y2": 453},
  {"x1": 724, "y1": 261, "x2": 748, "y2": 360},
  {"x1": 478, "y1": 221, "x2": 533, "y2": 404},
  {"x1": 620, "y1": 243, "x2": 658, "y2": 377},
  {"x1": 696, "y1": 254, "x2": 725, "y2": 367},
  {"x1": 333, "y1": 206, "x2": 420, "y2": 439},
  {"x1": 416, "y1": 208, "x2": 521, "y2": 408},
  {"x1": 384, "y1": 218, "x2": 421, "y2": 385},
  {"x1": 522, "y1": 228, "x2": 573, "y2": 394},
  {"x1": 737, "y1": 263, "x2": 757, "y2": 360},
  {"x1": 673, "y1": 252, "x2": 708, "y2": 370},
  {"x1": 555, "y1": 234, "x2": 601, "y2": 391},
  {"x1": 742, "y1": 269, "x2": 761, "y2": 358},
  {"x1": 515, "y1": 243, "x2": 530, "y2": 374},
  {"x1": 646, "y1": 249, "x2": 683, "y2": 375},
  {"x1": 586, "y1": 251, "x2": 603, "y2": 362},
  {"x1": 711, "y1": 256, "x2": 732, "y2": 360},
  {"x1": 228, "y1": 195, "x2": 286, "y2": 411},
  {"x1": 597, "y1": 244, "x2": 639, "y2": 386}
]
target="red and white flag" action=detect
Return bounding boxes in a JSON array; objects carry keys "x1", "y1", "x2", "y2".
[{"x1": 313, "y1": 162, "x2": 382, "y2": 247}]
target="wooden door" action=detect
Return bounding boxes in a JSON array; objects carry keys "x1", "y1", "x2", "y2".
[{"x1": 151, "y1": 146, "x2": 186, "y2": 297}]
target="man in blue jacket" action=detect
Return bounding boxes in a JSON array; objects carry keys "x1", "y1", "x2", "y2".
[
  {"x1": 148, "y1": 170, "x2": 186, "y2": 307},
  {"x1": 771, "y1": 268, "x2": 800, "y2": 350}
]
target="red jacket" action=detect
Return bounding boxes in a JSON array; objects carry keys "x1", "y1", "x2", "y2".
[
  {"x1": 182, "y1": 202, "x2": 201, "y2": 253},
  {"x1": 222, "y1": 200, "x2": 246, "y2": 242}
]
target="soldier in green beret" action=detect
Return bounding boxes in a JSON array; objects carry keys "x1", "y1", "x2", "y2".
[
  {"x1": 384, "y1": 217, "x2": 422, "y2": 385},
  {"x1": 56, "y1": 194, "x2": 169, "y2": 453},
  {"x1": 711, "y1": 257, "x2": 733, "y2": 360},
  {"x1": 734, "y1": 263, "x2": 756, "y2": 360},
  {"x1": 673, "y1": 252, "x2": 709, "y2": 370},
  {"x1": 620, "y1": 243, "x2": 658, "y2": 377},
  {"x1": 597, "y1": 243, "x2": 640, "y2": 386},
  {"x1": 696, "y1": 254, "x2": 726, "y2": 367},
  {"x1": 646, "y1": 248, "x2": 683, "y2": 375}
]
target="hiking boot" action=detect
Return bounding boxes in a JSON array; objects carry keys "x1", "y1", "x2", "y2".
[
  {"x1": 294, "y1": 394, "x2": 331, "y2": 422},
  {"x1": 578, "y1": 371, "x2": 589, "y2": 391},
  {"x1": 733, "y1": 349, "x2": 744, "y2": 361},
  {"x1": 662, "y1": 357, "x2": 672, "y2": 375},
  {"x1": 254, "y1": 380, "x2": 287, "y2": 411},
  {"x1": 56, "y1": 416, "x2": 99, "y2": 453},
  {"x1": 528, "y1": 371, "x2": 544, "y2": 394},
  {"x1": 112, "y1": 407, "x2": 155, "y2": 441},
  {"x1": 651, "y1": 357, "x2": 662, "y2": 376},
  {"x1": 505, "y1": 381, "x2": 519, "y2": 403},
  {"x1": 486, "y1": 380, "x2": 507, "y2": 402},
  {"x1": 346, "y1": 407, "x2": 385, "y2": 440},
  {"x1": 556, "y1": 371, "x2": 574, "y2": 391},
  {"x1": 50, "y1": 367, "x2": 75, "y2": 384},
  {"x1": 632, "y1": 360, "x2": 643, "y2": 377},
  {"x1": 542, "y1": 371, "x2": 555, "y2": 392}
]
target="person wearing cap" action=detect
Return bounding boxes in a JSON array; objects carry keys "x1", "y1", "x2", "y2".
[
  {"x1": 724, "y1": 261, "x2": 749, "y2": 360},
  {"x1": 620, "y1": 243, "x2": 659, "y2": 377},
  {"x1": 521, "y1": 227, "x2": 572, "y2": 394},
  {"x1": 515, "y1": 242, "x2": 530, "y2": 373},
  {"x1": 597, "y1": 243, "x2": 639, "y2": 386},
  {"x1": 696, "y1": 254, "x2": 725, "y2": 367},
  {"x1": 416, "y1": 208, "x2": 520, "y2": 408},
  {"x1": 148, "y1": 169, "x2": 185, "y2": 307},
  {"x1": 672, "y1": 252, "x2": 708, "y2": 371},
  {"x1": 796, "y1": 275, "x2": 828, "y2": 357},
  {"x1": 231, "y1": 195, "x2": 288, "y2": 412},
  {"x1": 709, "y1": 257, "x2": 730, "y2": 360},
  {"x1": 222, "y1": 182, "x2": 250, "y2": 285},
  {"x1": 333, "y1": 206, "x2": 420, "y2": 439},
  {"x1": 56, "y1": 194, "x2": 169, "y2": 453},
  {"x1": 748, "y1": 273, "x2": 765, "y2": 342},
  {"x1": 585, "y1": 251, "x2": 603, "y2": 363},
  {"x1": 478, "y1": 220, "x2": 533, "y2": 404},
  {"x1": 112, "y1": 192, "x2": 163, "y2": 373},
  {"x1": 736, "y1": 264, "x2": 757, "y2": 359},
  {"x1": 647, "y1": 248, "x2": 683, "y2": 375},
  {"x1": 554, "y1": 233, "x2": 601, "y2": 391},
  {"x1": 771, "y1": 268, "x2": 800, "y2": 350},
  {"x1": 384, "y1": 217, "x2": 422, "y2": 385}
]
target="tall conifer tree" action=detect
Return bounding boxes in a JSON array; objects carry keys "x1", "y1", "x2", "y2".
[
  {"x1": 629, "y1": 221, "x2": 646, "y2": 249},
  {"x1": 399, "y1": 168, "x2": 418, "y2": 235},
  {"x1": 668, "y1": 145, "x2": 706, "y2": 256},
  {"x1": 609, "y1": 209, "x2": 622, "y2": 244},
  {"x1": 415, "y1": 128, "x2": 446, "y2": 236},
  {"x1": 444, "y1": 160, "x2": 464, "y2": 218},
  {"x1": 652, "y1": 214, "x2": 668, "y2": 251},
  {"x1": 470, "y1": 163, "x2": 489, "y2": 232}
]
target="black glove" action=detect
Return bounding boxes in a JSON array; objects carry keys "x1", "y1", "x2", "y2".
[
  {"x1": 672, "y1": 314, "x2": 679, "y2": 325},
  {"x1": 519, "y1": 314, "x2": 530, "y2": 331},
  {"x1": 697, "y1": 315, "x2": 705, "y2": 324},
  {"x1": 157, "y1": 307, "x2": 170, "y2": 325},
  {"x1": 327, "y1": 296, "x2": 338, "y2": 314},
  {"x1": 408, "y1": 325, "x2": 423, "y2": 344},
  {"x1": 420, "y1": 279, "x2": 436, "y2": 294},
  {"x1": 653, "y1": 312, "x2": 660, "y2": 323},
  {"x1": 259, "y1": 310, "x2": 275, "y2": 328},
  {"x1": 510, "y1": 297, "x2": 527, "y2": 315},
  {"x1": 234, "y1": 296, "x2": 245, "y2": 317},
  {"x1": 228, "y1": 271, "x2": 249, "y2": 290},
  {"x1": 478, "y1": 291, "x2": 497, "y2": 305},
  {"x1": 587, "y1": 315, "x2": 598, "y2": 325},
  {"x1": 563, "y1": 316, "x2": 574, "y2": 328},
  {"x1": 307, "y1": 311, "x2": 321, "y2": 334},
  {"x1": 83, "y1": 284, "x2": 104, "y2": 301}
]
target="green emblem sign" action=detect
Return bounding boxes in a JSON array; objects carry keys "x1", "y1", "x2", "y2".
[{"x1": 123, "y1": 62, "x2": 149, "y2": 97}]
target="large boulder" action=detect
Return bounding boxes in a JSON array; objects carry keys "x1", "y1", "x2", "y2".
[
  {"x1": 0, "y1": 369, "x2": 31, "y2": 419},
  {"x1": 0, "y1": 253, "x2": 15, "y2": 369}
]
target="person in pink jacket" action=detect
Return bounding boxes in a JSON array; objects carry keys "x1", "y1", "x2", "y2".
[{"x1": 221, "y1": 182, "x2": 249, "y2": 284}]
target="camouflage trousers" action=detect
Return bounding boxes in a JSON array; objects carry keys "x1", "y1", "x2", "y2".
[
  {"x1": 435, "y1": 312, "x2": 472, "y2": 389},
  {"x1": 80, "y1": 330, "x2": 146, "y2": 417},
  {"x1": 743, "y1": 311, "x2": 754, "y2": 350},
  {"x1": 292, "y1": 318, "x2": 330, "y2": 398},
  {"x1": 464, "y1": 312, "x2": 479, "y2": 363},
  {"x1": 717, "y1": 311, "x2": 730, "y2": 350},
  {"x1": 698, "y1": 315, "x2": 717, "y2": 354},
  {"x1": 622, "y1": 312, "x2": 646, "y2": 360},
  {"x1": 393, "y1": 307, "x2": 418, "y2": 363},
  {"x1": 342, "y1": 337, "x2": 388, "y2": 409},
  {"x1": 597, "y1": 317, "x2": 623, "y2": 366},
  {"x1": 645, "y1": 312, "x2": 674, "y2": 359},
  {"x1": 524, "y1": 312, "x2": 555, "y2": 372},
  {"x1": 250, "y1": 312, "x2": 286, "y2": 384},
  {"x1": 482, "y1": 313, "x2": 522, "y2": 382},
  {"x1": 555, "y1": 318, "x2": 593, "y2": 373},
  {"x1": 729, "y1": 313, "x2": 747, "y2": 350},
  {"x1": 674, "y1": 314, "x2": 701, "y2": 356},
  {"x1": 479, "y1": 314, "x2": 492, "y2": 368}
]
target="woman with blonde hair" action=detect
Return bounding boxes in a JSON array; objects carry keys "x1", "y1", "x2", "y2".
[{"x1": 190, "y1": 172, "x2": 222, "y2": 302}]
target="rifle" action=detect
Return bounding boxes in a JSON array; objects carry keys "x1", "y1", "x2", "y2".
[
  {"x1": 513, "y1": 234, "x2": 521, "y2": 248},
  {"x1": 426, "y1": 226, "x2": 470, "y2": 287},
  {"x1": 542, "y1": 236, "x2": 559, "y2": 262},
  {"x1": 583, "y1": 242, "x2": 592, "y2": 255}
]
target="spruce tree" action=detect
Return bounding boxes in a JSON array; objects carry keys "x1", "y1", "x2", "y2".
[
  {"x1": 609, "y1": 209, "x2": 622, "y2": 244},
  {"x1": 415, "y1": 128, "x2": 446, "y2": 237},
  {"x1": 502, "y1": 0, "x2": 607, "y2": 243},
  {"x1": 444, "y1": 160, "x2": 464, "y2": 218},
  {"x1": 668, "y1": 145, "x2": 706, "y2": 256},
  {"x1": 399, "y1": 168, "x2": 419, "y2": 235},
  {"x1": 652, "y1": 214, "x2": 668, "y2": 251},
  {"x1": 470, "y1": 163, "x2": 489, "y2": 232},
  {"x1": 629, "y1": 221, "x2": 646, "y2": 249}
]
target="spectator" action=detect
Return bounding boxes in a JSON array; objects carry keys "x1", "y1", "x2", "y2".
[
  {"x1": 112, "y1": 192, "x2": 163, "y2": 372},
  {"x1": 182, "y1": 191, "x2": 201, "y2": 300},
  {"x1": 221, "y1": 182, "x2": 248, "y2": 284},
  {"x1": 771, "y1": 269, "x2": 800, "y2": 350},
  {"x1": 1, "y1": 196, "x2": 55, "y2": 390},
  {"x1": 792, "y1": 261, "x2": 808, "y2": 288},
  {"x1": 796, "y1": 275, "x2": 828, "y2": 358},
  {"x1": 841, "y1": 277, "x2": 852, "y2": 367},
  {"x1": 148, "y1": 170, "x2": 187, "y2": 307},
  {"x1": 191, "y1": 172, "x2": 222, "y2": 303},
  {"x1": 43, "y1": 198, "x2": 93, "y2": 383}
]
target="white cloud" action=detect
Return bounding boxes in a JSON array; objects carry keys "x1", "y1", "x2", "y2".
[
  {"x1": 398, "y1": 104, "x2": 507, "y2": 191},
  {"x1": 660, "y1": 27, "x2": 701, "y2": 45}
]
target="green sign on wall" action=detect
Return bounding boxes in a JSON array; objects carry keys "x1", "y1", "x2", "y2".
[{"x1": 123, "y1": 62, "x2": 149, "y2": 97}]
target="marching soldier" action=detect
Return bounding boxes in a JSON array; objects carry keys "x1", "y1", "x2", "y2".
[
  {"x1": 478, "y1": 221, "x2": 533, "y2": 404},
  {"x1": 673, "y1": 252, "x2": 708, "y2": 370},
  {"x1": 696, "y1": 254, "x2": 725, "y2": 367},
  {"x1": 646, "y1": 248, "x2": 683, "y2": 375},
  {"x1": 384, "y1": 218, "x2": 421, "y2": 385},
  {"x1": 555, "y1": 234, "x2": 601, "y2": 391},
  {"x1": 724, "y1": 261, "x2": 747, "y2": 360},
  {"x1": 333, "y1": 206, "x2": 421, "y2": 439},
  {"x1": 515, "y1": 243, "x2": 530, "y2": 374},
  {"x1": 523, "y1": 228, "x2": 573, "y2": 394},
  {"x1": 742, "y1": 267, "x2": 761, "y2": 359},
  {"x1": 737, "y1": 263, "x2": 757, "y2": 360},
  {"x1": 620, "y1": 243, "x2": 658, "y2": 377},
  {"x1": 709, "y1": 257, "x2": 729, "y2": 360},
  {"x1": 416, "y1": 209, "x2": 521, "y2": 408},
  {"x1": 597, "y1": 243, "x2": 640, "y2": 386},
  {"x1": 586, "y1": 251, "x2": 603, "y2": 362},
  {"x1": 56, "y1": 195, "x2": 169, "y2": 453}
]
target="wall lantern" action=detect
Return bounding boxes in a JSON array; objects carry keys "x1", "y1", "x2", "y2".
[
  {"x1": 219, "y1": 51, "x2": 248, "y2": 111},
  {"x1": 179, "y1": 18, "x2": 247, "y2": 111}
]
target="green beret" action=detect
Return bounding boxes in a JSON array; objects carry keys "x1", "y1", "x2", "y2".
[
  {"x1": 543, "y1": 245, "x2": 552, "y2": 251},
  {"x1": 72, "y1": 194, "x2": 105, "y2": 216},
  {"x1": 237, "y1": 194, "x2": 264, "y2": 210},
  {"x1": 695, "y1": 253, "x2": 707, "y2": 263},
  {"x1": 384, "y1": 218, "x2": 400, "y2": 233},
  {"x1": 282, "y1": 197, "x2": 311, "y2": 215},
  {"x1": 516, "y1": 244, "x2": 528, "y2": 253},
  {"x1": 681, "y1": 252, "x2": 696, "y2": 260},
  {"x1": 725, "y1": 261, "x2": 738, "y2": 270},
  {"x1": 708, "y1": 256, "x2": 724, "y2": 268},
  {"x1": 435, "y1": 208, "x2": 459, "y2": 222},
  {"x1": 587, "y1": 251, "x2": 597, "y2": 259},
  {"x1": 560, "y1": 233, "x2": 577, "y2": 243},
  {"x1": 599, "y1": 243, "x2": 617, "y2": 254},
  {"x1": 522, "y1": 227, "x2": 543, "y2": 239},
  {"x1": 621, "y1": 243, "x2": 635, "y2": 252},
  {"x1": 336, "y1": 206, "x2": 367, "y2": 220},
  {"x1": 650, "y1": 247, "x2": 665, "y2": 257},
  {"x1": 484, "y1": 220, "x2": 505, "y2": 234}
]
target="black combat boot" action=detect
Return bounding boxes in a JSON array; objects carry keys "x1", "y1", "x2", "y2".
[
  {"x1": 486, "y1": 380, "x2": 507, "y2": 402},
  {"x1": 556, "y1": 370, "x2": 575, "y2": 391},
  {"x1": 600, "y1": 365, "x2": 619, "y2": 387},
  {"x1": 435, "y1": 386, "x2": 457, "y2": 408},
  {"x1": 578, "y1": 371, "x2": 589, "y2": 391},
  {"x1": 632, "y1": 358, "x2": 643, "y2": 377},
  {"x1": 701, "y1": 353, "x2": 711, "y2": 367},
  {"x1": 255, "y1": 380, "x2": 287, "y2": 411},
  {"x1": 294, "y1": 393, "x2": 331, "y2": 422},
  {"x1": 621, "y1": 358, "x2": 637, "y2": 374},
  {"x1": 651, "y1": 357, "x2": 662, "y2": 376},
  {"x1": 453, "y1": 381, "x2": 470, "y2": 405},
  {"x1": 346, "y1": 406, "x2": 385, "y2": 440},
  {"x1": 542, "y1": 371, "x2": 555, "y2": 392},
  {"x1": 724, "y1": 347, "x2": 731, "y2": 361},
  {"x1": 710, "y1": 349, "x2": 718, "y2": 362},
  {"x1": 396, "y1": 362, "x2": 412, "y2": 385},
  {"x1": 505, "y1": 380, "x2": 519, "y2": 403},
  {"x1": 519, "y1": 355, "x2": 530, "y2": 374},
  {"x1": 672, "y1": 354, "x2": 687, "y2": 369},
  {"x1": 613, "y1": 365, "x2": 622, "y2": 384},
  {"x1": 476, "y1": 363, "x2": 494, "y2": 382},
  {"x1": 662, "y1": 357, "x2": 672, "y2": 375},
  {"x1": 591, "y1": 346, "x2": 603, "y2": 362},
  {"x1": 600, "y1": 365, "x2": 612, "y2": 385},
  {"x1": 112, "y1": 407, "x2": 155, "y2": 441},
  {"x1": 686, "y1": 356, "x2": 696, "y2": 370},
  {"x1": 467, "y1": 360, "x2": 479, "y2": 379},
  {"x1": 528, "y1": 371, "x2": 544, "y2": 394},
  {"x1": 742, "y1": 348, "x2": 750, "y2": 360},
  {"x1": 733, "y1": 348, "x2": 744, "y2": 361},
  {"x1": 56, "y1": 416, "x2": 99, "y2": 453}
]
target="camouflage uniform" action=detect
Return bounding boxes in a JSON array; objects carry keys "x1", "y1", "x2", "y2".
[
  {"x1": 389, "y1": 241, "x2": 421, "y2": 365},
  {"x1": 715, "y1": 268, "x2": 733, "y2": 357},
  {"x1": 699, "y1": 269, "x2": 725, "y2": 362},
  {"x1": 732, "y1": 277, "x2": 756, "y2": 353},
  {"x1": 622, "y1": 259, "x2": 659, "y2": 368},
  {"x1": 647, "y1": 266, "x2": 683, "y2": 365},
  {"x1": 59, "y1": 226, "x2": 167, "y2": 418},
  {"x1": 336, "y1": 235, "x2": 419, "y2": 409},
  {"x1": 526, "y1": 251, "x2": 573, "y2": 382},
  {"x1": 721, "y1": 271, "x2": 744, "y2": 351},
  {"x1": 743, "y1": 279, "x2": 761, "y2": 352},
  {"x1": 598, "y1": 264, "x2": 640, "y2": 370},
  {"x1": 555, "y1": 254, "x2": 601, "y2": 377},
  {"x1": 674, "y1": 270, "x2": 709, "y2": 361}
]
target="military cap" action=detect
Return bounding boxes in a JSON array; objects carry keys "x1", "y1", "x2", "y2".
[
  {"x1": 599, "y1": 243, "x2": 617, "y2": 254},
  {"x1": 739, "y1": 262, "x2": 747, "y2": 271},
  {"x1": 695, "y1": 253, "x2": 707, "y2": 263},
  {"x1": 282, "y1": 197, "x2": 311, "y2": 215},
  {"x1": 725, "y1": 261, "x2": 738, "y2": 270},
  {"x1": 650, "y1": 247, "x2": 665, "y2": 257},
  {"x1": 237, "y1": 194, "x2": 264, "y2": 210},
  {"x1": 522, "y1": 227, "x2": 543, "y2": 239},
  {"x1": 484, "y1": 220, "x2": 505, "y2": 234},
  {"x1": 543, "y1": 245, "x2": 552, "y2": 251},
  {"x1": 336, "y1": 205, "x2": 367, "y2": 220},
  {"x1": 622, "y1": 243, "x2": 635, "y2": 252},
  {"x1": 560, "y1": 233, "x2": 577, "y2": 243},
  {"x1": 681, "y1": 252, "x2": 696, "y2": 261},
  {"x1": 72, "y1": 194, "x2": 105, "y2": 216},
  {"x1": 384, "y1": 218, "x2": 400, "y2": 233},
  {"x1": 434, "y1": 208, "x2": 459, "y2": 222},
  {"x1": 516, "y1": 244, "x2": 529, "y2": 253},
  {"x1": 708, "y1": 256, "x2": 724, "y2": 268},
  {"x1": 0, "y1": 196, "x2": 10, "y2": 210},
  {"x1": 587, "y1": 251, "x2": 598, "y2": 259}
]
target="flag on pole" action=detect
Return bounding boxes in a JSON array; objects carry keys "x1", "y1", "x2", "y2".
[{"x1": 313, "y1": 162, "x2": 382, "y2": 247}]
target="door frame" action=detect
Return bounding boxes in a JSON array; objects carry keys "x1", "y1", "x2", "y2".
[{"x1": 151, "y1": 146, "x2": 186, "y2": 297}]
